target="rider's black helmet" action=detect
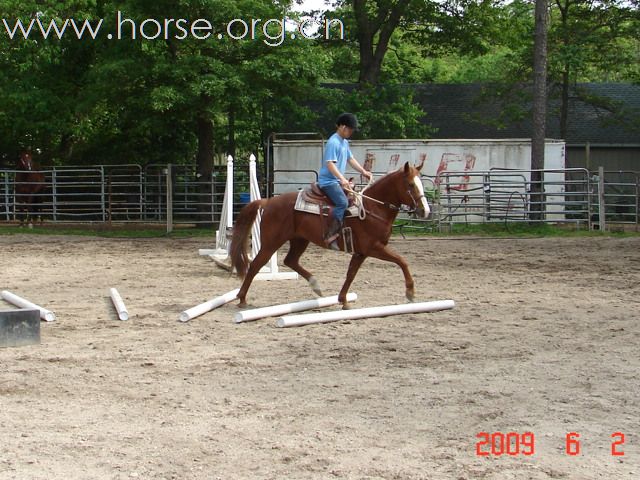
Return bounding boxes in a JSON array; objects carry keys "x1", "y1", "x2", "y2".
[{"x1": 336, "y1": 113, "x2": 359, "y2": 130}]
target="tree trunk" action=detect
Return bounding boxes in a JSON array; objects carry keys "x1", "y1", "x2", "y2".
[
  {"x1": 227, "y1": 107, "x2": 236, "y2": 160},
  {"x1": 353, "y1": 0, "x2": 410, "y2": 85},
  {"x1": 560, "y1": 69, "x2": 569, "y2": 139},
  {"x1": 196, "y1": 115, "x2": 214, "y2": 178},
  {"x1": 530, "y1": 0, "x2": 549, "y2": 222},
  {"x1": 196, "y1": 114, "x2": 215, "y2": 225},
  {"x1": 558, "y1": 0, "x2": 570, "y2": 141}
]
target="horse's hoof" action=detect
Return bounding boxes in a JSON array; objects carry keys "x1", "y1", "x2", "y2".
[
  {"x1": 341, "y1": 303, "x2": 352, "y2": 310},
  {"x1": 237, "y1": 300, "x2": 247, "y2": 309},
  {"x1": 406, "y1": 291, "x2": 415, "y2": 302},
  {"x1": 308, "y1": 276, "x2": 323, "y2": 296}
]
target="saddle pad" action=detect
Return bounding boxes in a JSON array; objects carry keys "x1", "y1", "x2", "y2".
[
  {"x1": 294, "y1": 190, "x2": 359, "y2": 217},
  {"x1": 295, "y1": 190, "x2": 321, "y2": 215}
]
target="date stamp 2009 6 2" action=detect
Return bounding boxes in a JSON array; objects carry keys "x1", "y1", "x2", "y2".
[{"x1": 475, "y1": 432, "x2": 626, "y2": 457}]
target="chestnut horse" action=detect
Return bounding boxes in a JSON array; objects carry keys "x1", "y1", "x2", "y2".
[
  {"x1": 230, "y1": 160, "x2": 430, "y2": 308},
  {"x1": 15, "y1": 151, "x2": 46, "y2": 225}
]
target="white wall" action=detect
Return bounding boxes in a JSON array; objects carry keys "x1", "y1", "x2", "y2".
[{"x1": 273, "y1": 138, "x2": 566, "y2": 193}]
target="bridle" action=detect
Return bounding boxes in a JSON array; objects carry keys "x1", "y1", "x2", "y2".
[
  {"x1": 19, "y1": 154, "x2": 33, "y2": 171},
  {"x1": 404, "y1": 180, "x2": 427, "y2": 215},
  {"x1": 346, "y1": 173, "x2": 427, "y2": 220}
]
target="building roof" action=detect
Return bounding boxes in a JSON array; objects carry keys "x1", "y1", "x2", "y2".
[
  {"x1": 412, "y1": 83, "x2": 640, "y2": 145},
  {"x1": 421, "y1": 83, "x2": 640, "y2": 145},
  {"x1": 322, "y1": 83, "x2": 640, "y2": 146}
]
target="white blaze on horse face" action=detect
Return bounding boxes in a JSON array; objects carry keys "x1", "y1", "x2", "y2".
[{"x1": 413, "y1": 175, "x2": 431, "y2": 217}]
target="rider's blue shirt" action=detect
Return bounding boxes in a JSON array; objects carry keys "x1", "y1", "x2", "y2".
[{"x1": 318, "y1": 133, "x2": 352, "y2": 187}]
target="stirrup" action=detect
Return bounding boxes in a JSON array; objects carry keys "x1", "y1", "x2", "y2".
[
  {"x1": 327, "y1": 239, "x2": 340, "y2": 251},
  {"x1": 324, "y1": 231, "x2": 340, "y2": 245}
]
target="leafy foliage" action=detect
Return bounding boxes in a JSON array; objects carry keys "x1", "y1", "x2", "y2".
[{"x1": 0, "y1": 0, "x2": 637, "y2": 168}]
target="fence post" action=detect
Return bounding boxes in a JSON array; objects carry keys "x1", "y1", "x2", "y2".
[
  {"x1": 166, "y1": 164, "x2": 173, "y2": 234},
  {"x1": 598, "y1": 166, "x2": 606, "y2": 231},
  {"x1": 52, "y1": 168, "x2": 58, "y2": 221},
  {"x1": 2, "y1": 173, "x2": 8, "y2": 221},
  {"x1": 636, "y1": 173, "x2": 640, "y2": 232},
  {"x1": 100, "y1": 166, "x2": 106, "y2": 222},
  {"x1": 585, "y1": 142, "x2": 590, "y2": 172}
]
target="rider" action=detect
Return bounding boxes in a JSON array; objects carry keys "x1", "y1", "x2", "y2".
[{"x1": 318, "y1": 113, "x2": 373, "y2": 250}]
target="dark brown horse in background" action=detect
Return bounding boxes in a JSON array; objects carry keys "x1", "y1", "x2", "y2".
[
  {"x1": 230, "y1": 159, "x2": 431, "y2": 308},
  {"x1": 15, "y1": 151, "x2": 47, "y2": 225}
]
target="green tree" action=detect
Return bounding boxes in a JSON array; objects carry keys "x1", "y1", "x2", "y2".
[
  {"x1": 0, "y1": 0, "x2": 329, "y2": 168},
  {"x1": 0, "y1": 0, "x2": 102, "y2": 164},
  {"x1": 549, "y1": 0, "x2": 639, "y2": 138}
]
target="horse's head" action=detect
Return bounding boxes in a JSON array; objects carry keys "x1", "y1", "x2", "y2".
[
  {"x1": 18, "y1": 151, "x2": 34, "y2": 171},
  {"x1": 400, "y1": 158, "x2": 431, "y2": 218}
]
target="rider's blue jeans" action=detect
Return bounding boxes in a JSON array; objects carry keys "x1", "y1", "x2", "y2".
[{"x1": 320, "y1": 182, "x2": 348, "y2": 222}]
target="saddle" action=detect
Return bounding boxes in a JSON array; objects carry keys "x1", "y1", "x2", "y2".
[{"x1": 295, "y1": 183, "x2": 358, "y2": 217}]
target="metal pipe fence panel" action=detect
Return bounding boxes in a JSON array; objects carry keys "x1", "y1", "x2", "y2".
[
  {"x1": 591, "y1": 170, "x2": 639, "y2": 229},
  {"x1": 144, "y1": 164, "x2": 220, "y2": 225},
  {"x1": 50, "y1": 167, "x2": 106, "y2": 221},
  {"x1": 1, "y1": 165, "x2": 637, "y2": 232},
  {"x1": 435, "y1": 168, "x2": 592, "y2": 229}
]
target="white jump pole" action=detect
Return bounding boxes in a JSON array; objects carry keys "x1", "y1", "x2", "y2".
[
  {"x1": 179, "y1": 288, "x2": 240, "y2": 323},
  {"x1": 109, "y1": 288, "x2": 129, "y2": 321},
  {"x1": 234, "y1": 292, "x2": 357, "y2": 324},
  {"x1": 275, "y1": 299, "x2": 455, "y2": 328},
  {"x1": 1, "y1": 290, "x2": 56, "y2": 322}
]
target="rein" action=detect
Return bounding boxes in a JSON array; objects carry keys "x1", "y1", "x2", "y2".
[{"x1": 345, "y1": 179, "x2": 399, "y2": 222}]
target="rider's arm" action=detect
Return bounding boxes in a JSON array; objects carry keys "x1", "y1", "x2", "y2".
[
  {"x1": 327, "y1": 161, "x2": 350, "y2": 187},
  {"x1": 348, "y1": 157, "x2": 372, "y2": 179}
]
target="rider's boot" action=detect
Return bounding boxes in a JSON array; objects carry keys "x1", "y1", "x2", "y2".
[{"x1": 324, "y1": 217, "x2": 342, "y2": 251}]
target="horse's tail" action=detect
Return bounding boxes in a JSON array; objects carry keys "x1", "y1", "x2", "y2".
[{"x1": 230, "y1": 199, "x2": 267, "y2": 279}]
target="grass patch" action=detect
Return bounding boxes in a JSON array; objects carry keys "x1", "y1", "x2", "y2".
[{"x1": 393, "y1": 220, "x2": 638, "y2": 237}]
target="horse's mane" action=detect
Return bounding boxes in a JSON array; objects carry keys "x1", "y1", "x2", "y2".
[{"x1": 362, "y1": 166, "x2": 406, "y2": 200}]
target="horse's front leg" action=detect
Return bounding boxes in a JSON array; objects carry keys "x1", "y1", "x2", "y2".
[
  {"x1": 369, "y1": 245, "x2": 415, "y2": 302},
  {"x1": 338, "y1": 253, "x2": 367, "y2": 309}
]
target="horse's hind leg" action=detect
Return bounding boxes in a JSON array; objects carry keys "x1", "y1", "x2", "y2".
[
  {"x1": 236, "y1": 246, "x2": 279, "y2": 308},
  {"x1": 16, "y1": 205, "x2": 26, "y2": 226},
  {"x1": 284, "y1": 238, "x2": 322, "y2": 296},
  {"x1": 34, "y1": 197, "x2": 43, "y2": 224}
]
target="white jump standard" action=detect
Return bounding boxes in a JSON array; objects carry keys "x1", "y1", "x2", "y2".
[
  {"x1": 275, "y1": 299, "x2": 455, "y2": 328},
  {"x1": 234, "y1": 292, "x2": 358, "y2": 323},
  {"x1": 179, "y1": 288, "x2": 240, "y2": 322},
  {"x1": 1, "y1": 290, "x2": 56, "y2": 322},
  {"x1": 199, "y1": 154, "x2": 297, "y2": 280},
  {"x1": 109, "y1": 288, "x2": 129, "y2": 321}
]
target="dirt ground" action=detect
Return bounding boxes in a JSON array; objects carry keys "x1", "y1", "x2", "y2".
[{"x1": 1, "y1": 233, "x2": 639, "y2": 479}]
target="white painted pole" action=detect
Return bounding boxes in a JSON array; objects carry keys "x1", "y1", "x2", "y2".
[
  {"x1": 179, "y1": 288, "x2": 240, "y2": 322},
  {"x1": 109, "y1": 288, "x2": 129, "y2": 321},
  {"x1": 234, "y1": 292, "x2": 357, "y2": 323},
  {"x1": 212, "y1": 155, "x2": 234, "y2": 256},
  {"x1": 249, "y1": 154, "x2": 262, "y2": 259},
  {"x1": 275, "y1": 299, "x2": 455, "y2": 328},
  {"x1": 225, "y1": 155, "x2": 234, "y2": 230},
  {"x1": 1, "y1": 290, "x2": 56, "y2": 322}
]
